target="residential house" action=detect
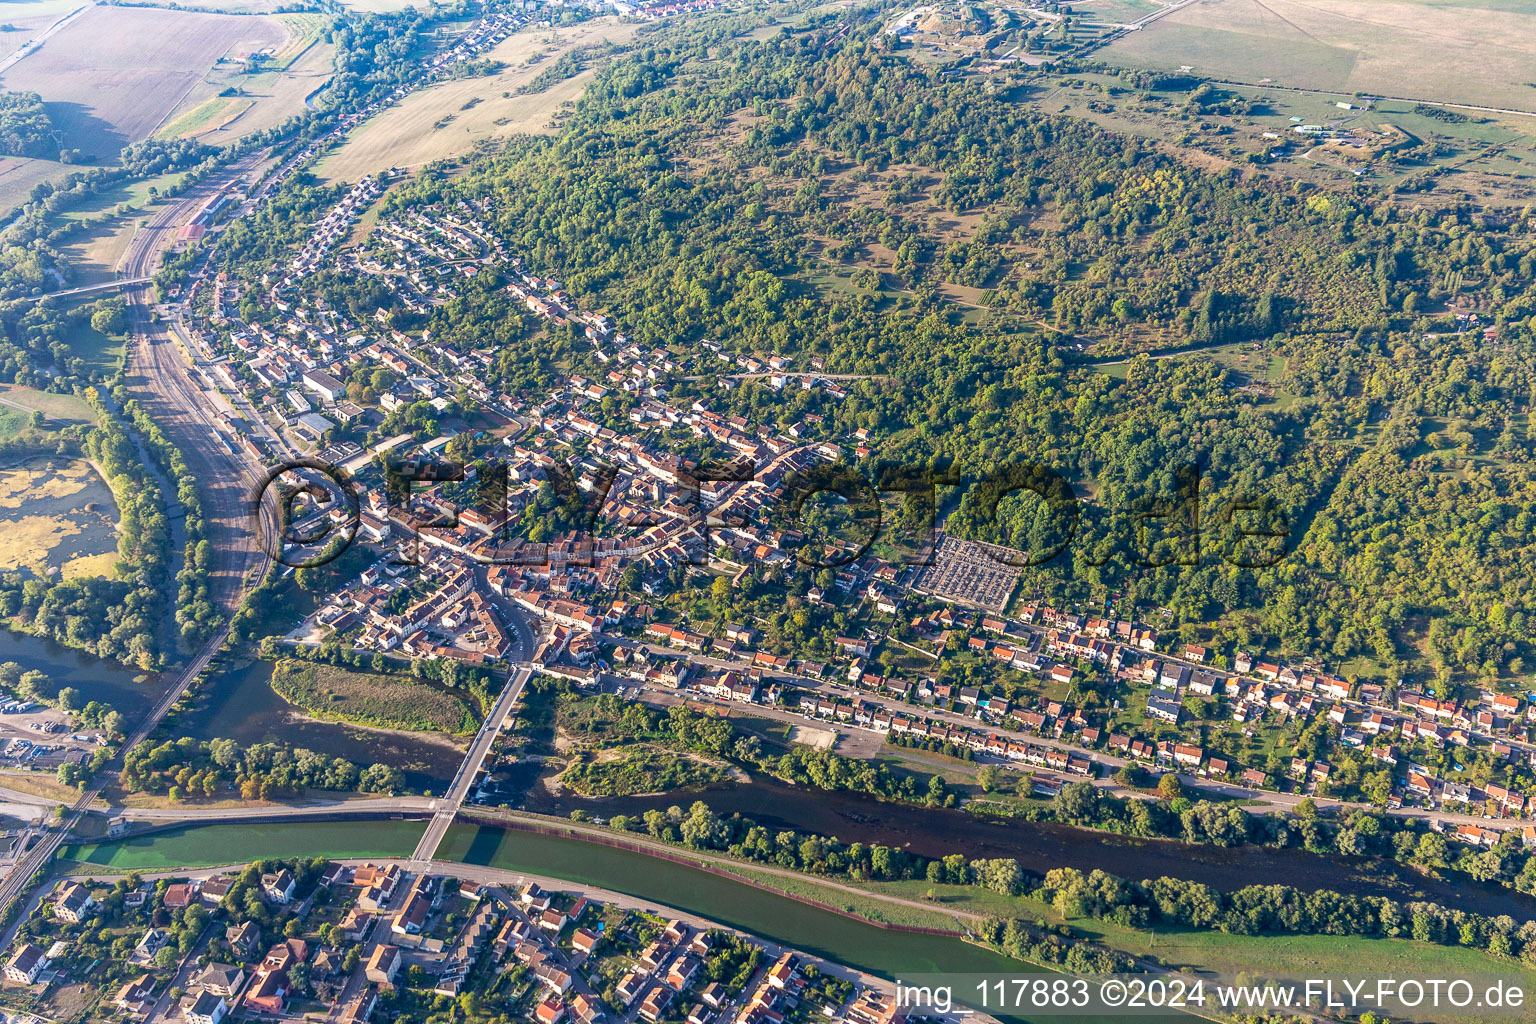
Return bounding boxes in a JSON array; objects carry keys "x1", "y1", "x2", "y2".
[
  {"x1": 3, "y1": 943, "x2": 46, "y2": 984},
  {"x1": 185, "y1": 992, "x2": 229, "y2": 1024}
]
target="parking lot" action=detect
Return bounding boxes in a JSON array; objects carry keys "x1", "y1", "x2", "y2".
[{"x1": 0, "y1": 705, "x2": 102, "y2": 771}]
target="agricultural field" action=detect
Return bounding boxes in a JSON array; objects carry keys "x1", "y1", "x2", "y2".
[
  {"x1": 268, "y1": 657, "x2": 477, "y2": 734},
  {"x1": 0, "y1": 153, "x2": 70, "y2": 219},
  {"x1": 0, "y1": 0, "x2": 87, "y2": 65},
  {"x1": 1103, "y1": 0, "x2": 1536, "y2": 111},
  {"x1": 0, "y1": 4, "x2": 329, "y2": 160},
  {"x1": 159, "y1": 31, "x2": 334, "y2": 145},
  {"x1": 315, "y1": 18, "x2": 639, "y2": 184}
]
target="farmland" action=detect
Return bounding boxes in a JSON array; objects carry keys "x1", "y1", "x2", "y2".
[
  {"x1": 0, "y1": 4, "x2": 328, "y2": 160},
  {"x1": 1103, "y1": 0, "x2": 1536, "y2": 111},
  {"x1": 0, "y1": 154, "x2": 70, "y2": 219},
  {"x1": 0, "y1": 0, "x2": 87, "y2": 65},
  {"x1": 268, "y1": 657, "x2": 478, "y2": 735},
  {"x1": 315, "y1": 18, "x2": 639, "y2": 184}
]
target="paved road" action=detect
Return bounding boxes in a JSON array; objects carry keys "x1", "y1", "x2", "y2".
[
  {"x1": 10, "y1": 277, "x2": 153, "y2": 304},
  {"x1": 411, "y1": 665, "x2": 532, "y2": 864},
  {"x1": 0, "y1": 1, "x2": 94, "y2": 76}
]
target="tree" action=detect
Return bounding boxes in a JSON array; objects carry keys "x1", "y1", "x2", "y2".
[
  {"x1": 1157, "y1": 773, "x2": 1184, "y2": 801},
  {"x1": 976, "y1": 764, "x2": 1007, "y2": 793},
  {"x1": 90, "y1": 299, "x2": 126, "y2": 335}
]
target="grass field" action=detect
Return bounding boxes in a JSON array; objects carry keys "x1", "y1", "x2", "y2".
[
  {"x1": 0, "y1": 405, "x2": 28, "y2": 442},
  {"x1": 315, "y1": 19, "x2": 638, "y2": 183},
  {"x1": 1103, "y1": 0, "x2": 1536, "y2": 111},
  {"x1": 269, "y1": 657, "x2": 477, "y2": 734},
  {"x1": 155, "y1": 94, "x2": 253, "y2": 139},
  {"x1": 56, "y1": 304, "x2": 124, "y2": 375},
  {"x1": 0, "y1": 386, "x2": 96, "y2": 424},
  {"x1": 1068, "y1": 0, "x2": 1159, "y2": 24},
  {"x1": 0, "y1": 768, "x2": 89, "y2": 805}
]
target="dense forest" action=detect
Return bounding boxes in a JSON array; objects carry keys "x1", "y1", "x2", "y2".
[
  {"x1": 0, "y1": 91, "x2": 57, "y2": 159},
  {"x1": 120, "y1": 734, "x2": 405, "y2": 800},
  {"x1": 345, "y1": 9, "x2": 1536, "y2": 687}
]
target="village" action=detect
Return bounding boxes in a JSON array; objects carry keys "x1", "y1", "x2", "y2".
[
  {"x1": 148, "y1": 157, "x2": 1536, "y2": 857},
  {"x1": 0, "y1": 857, "x2": 916, "y2": 1024}
]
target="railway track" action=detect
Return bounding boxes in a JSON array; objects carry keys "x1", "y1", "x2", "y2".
[{"x1": 0, "y1": 161, "x2": 279, "y2": 926}]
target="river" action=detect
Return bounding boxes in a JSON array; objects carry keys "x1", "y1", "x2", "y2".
[
  {"x1": 62, "y1": 816, "x2": 1047, "y2": 1016},
  {"x1": 170, "y1": 658, "x2": 464, "y2": 793},
  {"x1": 516, "y1": 773, "x2": 1536, "y2": 923},
  {"x1": 0, "y1": 629, "x2": 166, "y2": 718}
]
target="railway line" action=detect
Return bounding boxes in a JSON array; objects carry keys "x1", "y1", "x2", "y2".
[{"x1": 0, "y1": 160, "x2": 279, "y2": 928}]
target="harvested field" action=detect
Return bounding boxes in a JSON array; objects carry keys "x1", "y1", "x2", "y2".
[
  {"x1": 157, "y1": 34, "x2": 335, "y2": 145},
  {"x1": 0, "y1": 5, "x2": 290, "y2": 159},
  {"x1": 316, "y1": 19, "x2": 638, "y2": 183},
  {"x1": 0, "y1": 0, "x2": 84, "y2": 63},
  {"x1": 1103, "y1": 0, "x2": 1536, "y2": 111},
  {"x1": 0, "y1": 154, "x2": 70, "y2": 218}
]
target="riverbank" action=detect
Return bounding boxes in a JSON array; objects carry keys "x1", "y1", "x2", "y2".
[
  {"x1": 48, "y1": 812, "x2": 1536, "y2": 1024},
  {"x1": 520, "y1": 771, "x2": 1536, "y2": 923},
  {"x1": 170, "y1": 657, "x2": 464, "y2": 792}
]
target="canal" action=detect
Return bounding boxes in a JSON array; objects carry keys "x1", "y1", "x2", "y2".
[
  {"x1": 60, "y1": 818, "x2": 1023, "y2": 977},
  {"x1": 519, "y1": 773, "x2": 1536, "y2": 923},
  {"x1": 59, "y1": 818, "x2": 427, "y2": 871},
  {"x1": 442, "y1": 822, "x2": 1020, "y2": 976}
]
